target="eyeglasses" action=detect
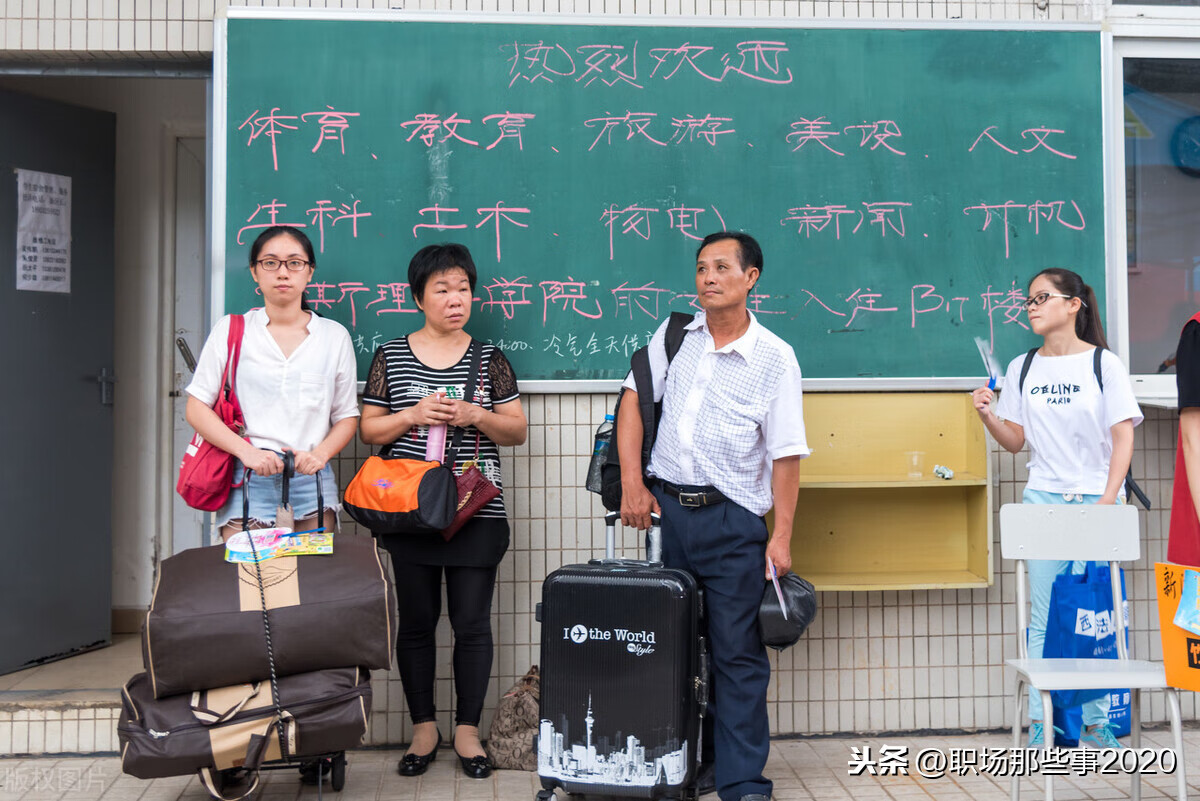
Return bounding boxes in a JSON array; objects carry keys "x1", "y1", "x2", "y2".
[
  {"x1": 255, "y1": 259, "x2": 311, "y2": 272},
  {"x1": 1022, "y1": 292, "x2": 1075, "y2": 310}
]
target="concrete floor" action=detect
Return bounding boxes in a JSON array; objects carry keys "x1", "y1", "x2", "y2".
[{"x1": 2, "y1": 728, "x2": 1199, "y2": 801}]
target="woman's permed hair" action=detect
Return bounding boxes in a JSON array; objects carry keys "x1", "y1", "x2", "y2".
[
  {"x1": 408, "y1": 243, "x2": 478, "y2": 304},
  {"x1": 1030, "y1": 267, "x2": 1107, "y2": 349}
]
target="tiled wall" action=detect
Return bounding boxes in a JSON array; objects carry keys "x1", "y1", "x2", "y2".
[
  {"x1": 0, "y1": 0, "x2": 1097, "y2": 60},
  {"x1": 327, "y1": 398, "x2": 1190, "y2": 745},
  {"x1": 0, "y1": 708, "x2": 120, "y2": 755}
]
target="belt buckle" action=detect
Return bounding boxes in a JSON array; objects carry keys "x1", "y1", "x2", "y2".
[{"x1": 678, "y1": 491, "x2": 702, "y2": 508}]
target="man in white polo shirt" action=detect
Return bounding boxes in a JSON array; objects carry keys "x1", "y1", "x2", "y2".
[{"x1": 618, "y1": 231, "x2": 810, "y2": 801}]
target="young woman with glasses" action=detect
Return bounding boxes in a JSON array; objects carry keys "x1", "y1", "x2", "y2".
[
  {"x1": 185, "y1": 225, "x2": 360, "y2": 543},
  {"x1": 972, "y1": 267, "x2": 1142, "y2": 751}
]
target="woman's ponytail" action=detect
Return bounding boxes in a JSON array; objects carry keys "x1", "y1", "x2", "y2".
[{"x1": 1076, "y1": 282, "x2": 1107, "y2": 350}]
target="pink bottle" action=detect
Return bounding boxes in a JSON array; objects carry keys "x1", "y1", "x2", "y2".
[{"x1": 425, "y1": 391, "x2": 448, "y2": 462}]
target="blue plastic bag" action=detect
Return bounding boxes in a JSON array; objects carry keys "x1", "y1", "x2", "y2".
[
  {"x1": 1042, "y1": 563, "x2": 1123, "y2": 708},
  {"x1": 1054, "y1": 690, "x2": 1131, "y2": 747}
]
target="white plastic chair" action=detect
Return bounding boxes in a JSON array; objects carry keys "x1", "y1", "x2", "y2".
[{"x1": 1001, "y1": 503, "x2": 1187, "y2": 801}]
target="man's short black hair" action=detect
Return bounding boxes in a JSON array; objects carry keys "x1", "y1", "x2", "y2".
[
  {"x1": 696, "y1": 231, "x2": 763, "y2": 275},
  {"x1": 408, "y1": 243, "x2": 478, "y2": 303}
]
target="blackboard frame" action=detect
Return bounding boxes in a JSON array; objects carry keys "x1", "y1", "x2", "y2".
[{"x1": 213, "y1": 7, "x2": 1110, "y2": 393}]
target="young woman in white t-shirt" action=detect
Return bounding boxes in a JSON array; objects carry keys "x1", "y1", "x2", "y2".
[
  {"x1": 973, "y1": 267, "x2": 1143, "y2": 750},
  {"x1": 185, "y1": 226, "x2": 360, "y2": 543}
]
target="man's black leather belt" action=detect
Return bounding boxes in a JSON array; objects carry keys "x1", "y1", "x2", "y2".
[{"x1": 660, "y1": 480, "x2": 728, "y2": 508}]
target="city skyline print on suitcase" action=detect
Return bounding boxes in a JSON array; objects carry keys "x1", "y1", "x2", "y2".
[{"x1": 536, "y1": 530, "x2": 703, "y2": 800}]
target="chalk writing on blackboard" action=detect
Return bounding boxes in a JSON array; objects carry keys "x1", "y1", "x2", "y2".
[
  {"x1": 237, "y1": 200, "x2": 306, "y2": 243},
  {"x1": 602, "y1": 203, "x2": 727, "y2": 257},
  {"x1": 300, "y1": 107, "x2": 361, "y2": 154},
  {"x1": 402, "y1": 113, "x2": 479, "y2": 147},
  {"x1": 410, "y1": 202, "x2": 530, "y2": 259},
  {"x1": 241, "y1": 106, "x2": 360, "y2": 170},
  {"x1": 413, "y1": 205, "x2": 467, "y2": 237},
  {"x1": 235, "y1": 199, "x2": 368, "y2": 250},
  {"x1": 969, "y1": 126, "x2": 1077, "y2": 159},
  {"x1": 541, "y1": 278, "x2": 603, "y2": 322},
  {"x1": 962, "y1": 199, "x2": 1086, "y2": 258},
  {"x1": 481, "y1": 276, "x2": 533, "y2": 320},
  {"x1": 476, "y1": 202, "x2": 531, "y2": 261},
  {"x1": 308, "y1": 199, "x2": 371, "y2": 253},
  {"x1": 484, "y1": 113, "x2": 536, "y2": 150},
  {"x1": 611, "y1": 282, "x2": 671, "y2": 320},
  {"x1": 295, "y1": 275, "x2": 1031, "y2": 353},
  {"x1": 334, "y1": 274, "x2": 1031, "y2": 363},
  {"x1": 781, "y1": 202, "x2": 911, "y2": 239},
  {"x1": 400, "y1": 112, "x2": 537, "y2": 150},
  {"x1": 502, "y1": 40, "x2": 795, "y2": 88},
  {"x1": 787, "y1": 118, "x2": 907, "y2": 156}
]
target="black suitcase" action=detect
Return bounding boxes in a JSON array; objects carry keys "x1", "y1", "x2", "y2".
[{"x1": 535, "y1": 512, "x2": 705, "y2": 801}]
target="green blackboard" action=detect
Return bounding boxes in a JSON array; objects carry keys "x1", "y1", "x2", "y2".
[{"x1": 218, "y1": 13, "x2": 1104, "y2": 381}]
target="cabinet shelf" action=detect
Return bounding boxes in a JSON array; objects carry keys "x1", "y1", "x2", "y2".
[
  {"x1": 785, "y1": 393, "x2": 992, "y2": 591},
  {"x1": 798, "y1": 472, "x2": 988, "y2": 488}
]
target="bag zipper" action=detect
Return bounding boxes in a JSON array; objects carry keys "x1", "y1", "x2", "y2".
[{"x1": 119, "y1": 679, "x2": 368, "y2": 739}]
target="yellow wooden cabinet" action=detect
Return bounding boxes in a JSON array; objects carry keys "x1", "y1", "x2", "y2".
[{"x1": 783, "y1": 392, "x2": 992, "y2": 591}]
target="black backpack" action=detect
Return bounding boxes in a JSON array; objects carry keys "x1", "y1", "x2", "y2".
[
  {"x1": 1017, "y1": 347, "x2": 1151, "y2": 510},
  {"x1": 598, "y1": 312, "x2": 692, "y2": 512}
]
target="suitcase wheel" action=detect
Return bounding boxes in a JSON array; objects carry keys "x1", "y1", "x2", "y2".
[
  {"x1": 330, "y1": 753, "x2": 346, "y2": 792},
  {"x1": 535, "y1": 790, "x2": 556, "y2": 801}
]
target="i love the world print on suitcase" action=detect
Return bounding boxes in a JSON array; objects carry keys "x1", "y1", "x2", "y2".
[{"x1": 535, "y1": 513, "x2": 705, "y2": 801}]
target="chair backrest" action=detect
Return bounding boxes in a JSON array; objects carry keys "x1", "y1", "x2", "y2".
[
  {"x1": 1000, "y1": 503, "x2": 1140, "y2": 562},
  {"x1": 1001, "y1": 503, "x2": 1139, "y2": 660}
]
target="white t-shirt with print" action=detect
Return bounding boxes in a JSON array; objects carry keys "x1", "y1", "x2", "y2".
[{"x1": 994, "y1": 348, "x2": 1143, "y2": 495}]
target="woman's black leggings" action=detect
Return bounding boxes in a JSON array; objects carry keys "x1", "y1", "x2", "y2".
[{"x1": 387, "y1": 557, "x2": 498, "y2": 727}]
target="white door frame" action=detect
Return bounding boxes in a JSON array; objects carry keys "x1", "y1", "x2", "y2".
[{"x1": 157, "y1": 120, "x2": 209, "y2": 559}]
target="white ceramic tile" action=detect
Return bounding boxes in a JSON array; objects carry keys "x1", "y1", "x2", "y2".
[{"x1": 12, "y1": 722, "x2": 29, "y2": 755}]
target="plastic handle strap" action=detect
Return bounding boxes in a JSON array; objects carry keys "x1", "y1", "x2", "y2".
[{"x1": 190, "y1": 682, "x2": 262, "y2": 726}]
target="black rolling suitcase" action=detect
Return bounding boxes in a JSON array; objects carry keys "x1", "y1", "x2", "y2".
[{"x1": 535, "y1": 512, "x2": 705, "y2": 801}]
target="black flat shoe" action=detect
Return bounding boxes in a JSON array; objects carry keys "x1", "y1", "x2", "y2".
[
  {"x1": 398, "y1": 729, "x2": 441, "y2": 777},
  {"x1": 455, "y1": 750, "x2": 493, "y2": 779}
]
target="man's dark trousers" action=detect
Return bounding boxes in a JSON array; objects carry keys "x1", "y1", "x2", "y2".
[{"x1": 653, "y1": 484, "x2": 772, "y2": 801}]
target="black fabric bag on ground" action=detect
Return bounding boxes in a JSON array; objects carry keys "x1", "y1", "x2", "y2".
[
  {"x1": 142, "y1": 534, "x2": 396, "y2": 698},
  {"x1": 118, "y1": 666, "x2": 371, "y2": 780}
]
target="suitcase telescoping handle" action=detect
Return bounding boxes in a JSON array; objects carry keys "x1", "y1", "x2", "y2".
[{"x1": 599, "y1": 510, "x2": 662, "y2": 564}]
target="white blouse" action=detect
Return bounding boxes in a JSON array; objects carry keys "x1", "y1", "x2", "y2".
[{"x1": 187, "y1": 308, "x2": 360, "y2": 454}]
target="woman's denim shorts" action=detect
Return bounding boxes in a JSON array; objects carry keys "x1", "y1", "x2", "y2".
[{"x1": 216, "y1": 458, "x2": 340, "y2": 529}]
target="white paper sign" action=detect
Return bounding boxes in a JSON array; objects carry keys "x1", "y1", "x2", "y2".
[{"x1": 15, "y1": 169, "x2": 72, "y2": 293}]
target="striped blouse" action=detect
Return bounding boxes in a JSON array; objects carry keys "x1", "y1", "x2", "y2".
[{"x1": 362, "y1": 337, "x2": 519, "y2": 518}]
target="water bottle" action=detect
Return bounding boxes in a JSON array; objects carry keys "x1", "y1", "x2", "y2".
[
  {"x1": 585, "y1": 414, "x2": 615, "y2": 493},
  {"x1": 425, "y1": 390, "x2": 448, "y2": 462}
]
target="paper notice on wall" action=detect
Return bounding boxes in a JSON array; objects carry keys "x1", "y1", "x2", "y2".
[{"x1": 15, "y1": 169, "x2": 71, "y2": 293}]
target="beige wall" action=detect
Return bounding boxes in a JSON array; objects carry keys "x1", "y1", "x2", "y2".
[{"x1": 0, "y1": 0, "x2": 1095, "y2": 60}]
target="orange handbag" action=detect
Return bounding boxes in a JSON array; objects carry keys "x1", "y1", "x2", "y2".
[
  {"x1": 342, "y1": 455, "x2": 456, "y2": 535},
  {"x1": 344, "y1": 341, "x2": 487, "y2": 536}
]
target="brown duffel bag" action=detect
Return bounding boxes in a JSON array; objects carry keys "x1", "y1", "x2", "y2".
[
  {"x1": 142, "y1": 533, "x2": 395, "y2": 698},
  {"x1": 118, "y1": 667, "x2": 371, "y2": 790}
]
